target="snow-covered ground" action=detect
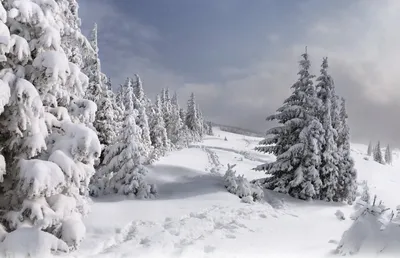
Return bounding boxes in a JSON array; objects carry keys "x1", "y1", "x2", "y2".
[{"x1": 69, "y1": 128, "x2": 400, "y2": 258}]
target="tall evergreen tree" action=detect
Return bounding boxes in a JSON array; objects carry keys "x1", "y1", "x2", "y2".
[
  {"x1": 254, "y1": 52, "x2": 324, "y2": 200},
  {"x1": 132, "y1": 74, "x2": 152, "y2": 160},
  {"x1": 373, "y1": 141, "x2": 384, "y2": 164},
  {"x1": 85, "y1": 23, "x2": 103, "y2": 104},
  {"x1": 149, "y1": 95, "x2": 170, "y2": 160},
  {"x1": 335, "y1": 98, "x2": 357, "y2": 203},
  {"x1": 87, "y1": 23, "x2": 117, "y2": 148},
  {"x1": 186, "y1": 93, "x2": 202, "y2": 140},
  {"x1": 315, "y1": 57, "x2": 339, "y2": 201},
  {"x1": 385, "y1": 144, "x2": 392, "y2": 165},
  {"x1": 367, "y1": 141, "x2": 373, "y2": 156},
  {"x1": 0, "y1": 0, "x2": 101, "y2": 249},
  {"x1": 94, "y1": 84, "x2": 156, "y2": 198},
  {"x1": 169, "y1": 92, "x2": 186, "y2": 148}
]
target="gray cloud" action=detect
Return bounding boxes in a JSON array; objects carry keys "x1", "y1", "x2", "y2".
[{"x1": 79, "y1": 0, "x2": 400, "y2": 147}]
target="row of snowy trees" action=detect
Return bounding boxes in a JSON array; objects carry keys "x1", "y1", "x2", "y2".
[
  {"x1": 0, "y1": 0, "x2": 211, "y2": 254},
  {"x1": 367, "y1": 141, "x2": 392, "y2": 165},
  {"x1": 89, "y1": 73, "x2": 211, "y2": 197},
  {"x1": 254, "y1": 52, "x2": 357, "y2": 203}
]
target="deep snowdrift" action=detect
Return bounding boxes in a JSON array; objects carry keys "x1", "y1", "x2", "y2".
[{"x1": 66, "y1": 128, "x2": 400, "y2": 258}]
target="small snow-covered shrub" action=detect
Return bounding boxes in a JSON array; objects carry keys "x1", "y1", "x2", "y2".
[
  {"x1": 223, "y1": 164, "x2": 264, "y2": 202},
  {"x1": 336, "y1": 196, "x2": 391, "y2": 255},
  {"x1": 335, "y1": 210, "x2": 345, "y2": 220}
]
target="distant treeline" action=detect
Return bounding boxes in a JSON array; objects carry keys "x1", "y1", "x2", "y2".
[{"x1": 212, "y1": 123, "x2": 264, "y2": 138}]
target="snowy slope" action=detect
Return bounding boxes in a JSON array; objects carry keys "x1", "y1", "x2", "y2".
[{"x1": 69, "y1": 128, "x2": 400, "y2": 258}]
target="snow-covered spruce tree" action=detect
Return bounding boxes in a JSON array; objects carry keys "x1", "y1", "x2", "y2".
[
  {"x1": 186, "y1": 92, "x2": 202, "y2": 141},
  {"x1": 315, "y1": 57, "x2": 340, "y2": 201},
  {"x1": 334, "y1": 98, "x2": 357, "y2": 203},
  {"x1": 148, "y1": 95, "x2": 170, "y2": 160},
  {"x1": 373, "y1": 141, "x2": 384, "y2": 164},
  {"x1": 0, "y1": 0, "x2": 101, "y2": 251},
  {"x1": 132, "y1": 74, "x2": 152, "y2": 161},
  {"x1": 161, "y1": 88, "x2": 174, "y2": 141},
  {"x1": 86, "y1": 23, "x2": 117, "y2": 149},
  {"x1": 196, "y1": 105, "x2": 205, "y2": 138},
  {"x1": 205, "y1": 121, "x2": 214, "y2": 136},
  {"x1": 168, "y1": 92, "x2": 185, "y2": 148},
  {"x1": 384, "y1": 144, "x2": 392, "y2": 165},
  {"x1": 84, "y1": 23, "x2": 102, "y2": 105},
  {"x1": 367, "y1": 141, "x2": 373, "y2": 156},
  {"x1": 254, "y1": 52, "x2": 324, "y2": 200},
  {"x1": 94, "y1": 80, "x2": 156, "y2": 197}
]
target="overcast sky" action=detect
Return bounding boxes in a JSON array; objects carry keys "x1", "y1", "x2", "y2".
[{"x1": 79, "y1": 0, "x2": 400, "y2": 146}]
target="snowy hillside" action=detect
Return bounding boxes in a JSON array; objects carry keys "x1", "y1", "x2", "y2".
[{"x1": 65, "y1": 127, "x2": 400, "y2": 258}]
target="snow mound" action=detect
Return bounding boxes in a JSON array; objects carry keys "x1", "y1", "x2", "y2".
[
  {"x1": 18, "y1": 158, "x2": 65, "y2": 198},
  {"x1": 0, "y1": 227, "x2": 68, "y2": 258}
]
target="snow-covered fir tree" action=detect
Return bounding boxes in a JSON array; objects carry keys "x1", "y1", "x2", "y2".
[
  {"x1": 384, "y1": 144, "x2": 392, "y2": 165},
  {"x1": 84, "y1": 23, "x2": 103, "y2": 105},
  {"x1": 334, "y1": 98, "x2": 357, "y2": 203},
  {"x1": 373, "y1": 141, "x2": 384, "y2": 164},
  {"x1": 92, "y1": 79, "x2": 156, "y2": 198},
  {"x1": 132, "y1": 74, "x2": 152, "y2": 161},
  {"x1": 196, "y1": 105, "x2": 205, "y2": 138},
  {"x1": 315, "y1": 57, "x2": 340, "y2": 201},
  {"x1": 0, "y1": 0, "x2": 101, "y2": 250},
  {"x1": 168, "y1": 92, "x2": 185, "y2": 148},
  {"x1": 367, "y1": 141, "x2": 373, "y2": 156},
  {"x1": 254, "y1": 52, "x2": 324, "y2": 200},
  {"x1": 186, "y1": 93, "x2": 202, "y2": 141},
  {"x1": 87, "y1": 24, "x2": 117, "y2": 148},
  {"x1": 149, "y1": 95, "x2": 170, "y2": 160}
]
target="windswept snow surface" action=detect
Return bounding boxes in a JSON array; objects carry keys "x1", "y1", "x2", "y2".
[{"x1": 69, "y1": 128, "x2": 400, "y2": 258}]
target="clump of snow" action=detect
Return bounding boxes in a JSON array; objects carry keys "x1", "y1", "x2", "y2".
[
  {"x1": 8, "y1": 0, "x2": 45, "y2": 24},
  {"x1": 9, "y1": 34, "x2": 30, "y2": 63},
  {"x1": 17, "y1": 158, "x2": 65, "y2": 198},
  {"x1": 39, "y1": 26, "x2": 60, "y2": 51},
  {"x1": 0, "y1": 154, "x2": 5, "y2": 182},
  {"x1": 47, "y1": 194, "x2": 76, "y2": 219},
  {"x1": 0, "y1": 227, "x2": 68, "y2": 258},
  {"x1": 0, "y1": 21, "x2": 10, "y2": 61},
  {"x1": 0, "y1": 79, "x2": 10, "y2": 115},
  {"x1": 46, "y1": 106, "x2": 71, "y2": 121},
  {"x1": 48, "y1": 150, "x2": 80, "y2": 186},
  {"x1": 223, "y1": 164, "x2": 264, "y2": 202},
  {"x1": 67, "y1": 62, "x2": 86, "y2": 96},
  {"x1": 335, "y1": 210, "x2": 345, "y2": 220},
  {"x1": 61, "y1": 212, "x2": 86, "y2": 250},
  {"x1": 33, "y1": 50, "x2": 70, "y2": 84},
  {"x1": 68, "y1": 98, "x2": 97, "y2": 125}
]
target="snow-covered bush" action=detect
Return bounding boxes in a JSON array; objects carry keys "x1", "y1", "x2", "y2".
[
  {"x1": 336, "y1": 196, "x2": 391, "y2": 255},
  {"x1": 335, "y1": 210, "x2": 345, "y2": 220},
  {"x1": 223, "y1": 164, "x2": 264, "y2": 203}
]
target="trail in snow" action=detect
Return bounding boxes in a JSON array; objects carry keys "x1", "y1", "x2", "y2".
[
  {"x1": 190, "y1": 144, "x2": 268, "y2": 164},
  {"x1": 80, "y1": 204, "x2": 276, "y2": 258},
  {"x1": 70, "y1": 128, "x2": 400, "y2": 258}
]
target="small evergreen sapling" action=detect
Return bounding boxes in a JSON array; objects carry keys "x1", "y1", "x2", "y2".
[
  {"x1": 367, "y1": 141, "x2": 373, "y2": 156},
  {"x1": 384, "y1": 144, "x2": 392, "y2": 165},
  {"x1": 373, "y1": 141, "x2": 384, "y2": 164}
]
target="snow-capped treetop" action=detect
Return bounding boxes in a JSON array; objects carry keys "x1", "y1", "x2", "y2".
[
  {"x1": 132, "y1": 74, "x2": 145, "y2": 102},
  {"x1": 89, "y1": 23, "x2": 98, "y2": 55}
]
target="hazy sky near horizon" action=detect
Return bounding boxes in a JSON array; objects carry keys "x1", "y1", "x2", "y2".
[{"x1": 79, "y1": 0, "x2": 400, "y2": 146}]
